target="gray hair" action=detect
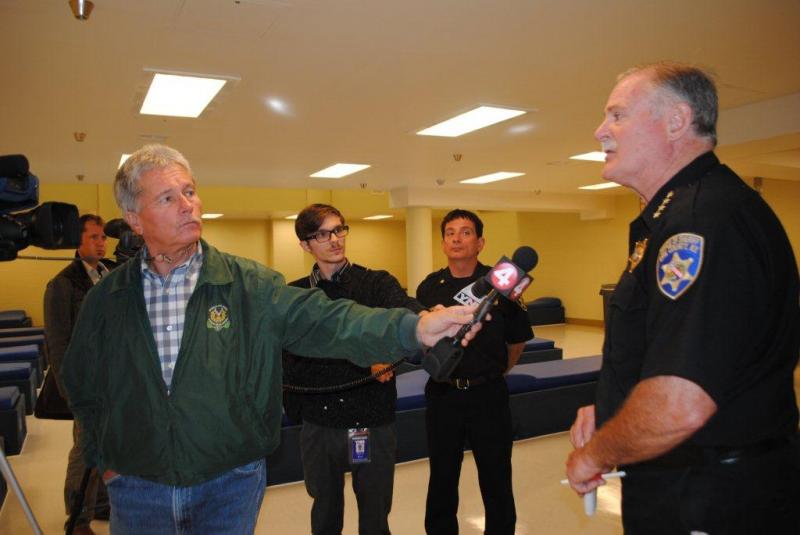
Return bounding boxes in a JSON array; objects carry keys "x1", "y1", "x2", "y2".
[
  {"x1": 114, "y1": 144, "x2": 193, "y2": 212},
  {"x1": 620, "y1": 62, "x2": 718, "y2": 147}
]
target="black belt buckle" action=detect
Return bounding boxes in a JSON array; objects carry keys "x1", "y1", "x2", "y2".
[{"x1": 453, "y1": 378, "x2": 470, "y2": 390}]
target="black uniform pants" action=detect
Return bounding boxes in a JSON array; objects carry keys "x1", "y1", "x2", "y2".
[
  {"x1": 621, "y1": 440, "x2": 800, "y2": 534},
  {"x1": 424, "y1": 378, "x2": 515, "y2": 535},
  {"x1": 300, "y1": 421, "x2": 397, "y2": 535}
]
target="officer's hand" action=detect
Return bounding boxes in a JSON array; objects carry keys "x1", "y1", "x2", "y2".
[
  {"x1": 565, "y1": 447, "x2": 609, "y2": 496},
  {"x1": 570, "y1": 404, "x2": 596, "y2": 449}
]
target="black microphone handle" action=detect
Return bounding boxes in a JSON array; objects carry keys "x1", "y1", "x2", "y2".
[{"x1": 451, "y1": 289, "x2": 498, "y2": 345}]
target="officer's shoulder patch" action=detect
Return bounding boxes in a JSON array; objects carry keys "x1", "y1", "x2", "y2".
[{"x1": 656, "y1": 233, "x2": 704, "y2": 300}]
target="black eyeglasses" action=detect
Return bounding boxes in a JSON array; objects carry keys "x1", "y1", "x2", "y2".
[{"x1": 306, "y1": 225, "x2": 349, "y2": 243}]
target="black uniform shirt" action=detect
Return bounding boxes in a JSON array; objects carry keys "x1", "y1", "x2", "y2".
[
  {"x1": 416, "y1": 263, "x2": 533, "y2": 379},
  {"x1": 596, "y1": 152, "x2": 800, "y2": 448},
  {"x1": 283, "y1": 263, "x2": 424, "y2": 428}
]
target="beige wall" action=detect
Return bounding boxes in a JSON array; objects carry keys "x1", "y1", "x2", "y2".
[
  {"x1": 2, "y1": 179, "x2": 798, "y2": 326},
  {"x1": 517, "y1": 195, "x2": 640, "y2": 321}
]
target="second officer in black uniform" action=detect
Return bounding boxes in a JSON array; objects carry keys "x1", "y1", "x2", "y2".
[{"x1": 416, "y1": 209, "x2": 532, "y2": 535}]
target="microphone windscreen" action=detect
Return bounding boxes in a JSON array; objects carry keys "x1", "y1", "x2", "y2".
[
  {"x1": 0, "y1": 154, "x2": 30, "y2": 177},
  {"x1": 471, "y1": 277, "x2": 493, "y2": 298},
  {"x1": 512, "y1": 246, "x2": 538, "y2": 272}
]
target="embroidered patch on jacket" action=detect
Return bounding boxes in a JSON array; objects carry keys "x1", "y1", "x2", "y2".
[
  {"x1": 207, "y1": 304, "x2": 231, "y2": 331},
  {"x1": 656, "y1": 233, "x2": 704, "y2": 300}
]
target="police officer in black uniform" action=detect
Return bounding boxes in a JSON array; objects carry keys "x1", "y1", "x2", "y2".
[
  {"x1": 283, "y1": 203, "x2": 425, "y2": 535},
  {"x1": 566, "y1": 62, "x2": 800, "y2": 534},
  {"x1": 416, "y1": 209, "x2": 532, "y2": 535}
]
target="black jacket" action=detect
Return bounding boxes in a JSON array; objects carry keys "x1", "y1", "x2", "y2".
[
  {"x1": 283, "y1": 264, "x2": 424, "y2": 428},
  {"x1": 43, "y1": 256, "x2": 116, "y2": 396}
]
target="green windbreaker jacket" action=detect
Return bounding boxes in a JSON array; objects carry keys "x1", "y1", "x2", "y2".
[{"x1": 62, "y1": 240, "x2": 420, "y2": 486}]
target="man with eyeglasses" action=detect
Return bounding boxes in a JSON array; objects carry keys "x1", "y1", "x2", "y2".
[{"x1": 283, "y1": 203, "x2": 425, "y2": 535}]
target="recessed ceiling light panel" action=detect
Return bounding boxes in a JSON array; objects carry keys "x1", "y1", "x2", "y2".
[
  {"x1": 140, "y1": 73, "x2": 227, "y2": 118},
  {"x1": 310, "y1": 163, "x2": 371, "y2": 179},
  {"x1": 363, "y1": 215, "x2": 392, "y2": 220},
  {"x1": 570, "y1": 151, "x2": 607, "y2": 162},
  {"x1": 417, "y1": 106, "x2": 526, "y2": 137},
  {"x1": 459, "y1": 171, "x2": 524, "y2": 185},
  {"x1": 578, "y1": 182, "x2": 621, "y2": 190},
  {"x1": 201, "y1": 213, "x2": 224, "y2": 219}
]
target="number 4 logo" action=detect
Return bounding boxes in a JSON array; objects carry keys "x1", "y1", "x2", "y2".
[{"x1": 491, "y1": 263, "x2": 518, "y2": 289}]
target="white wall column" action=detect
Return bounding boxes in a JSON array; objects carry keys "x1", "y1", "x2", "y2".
[{"x1": 405, "y1": 206, "x2": 432, "y2": 296}]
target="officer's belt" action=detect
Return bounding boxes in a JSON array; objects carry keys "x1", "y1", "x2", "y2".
[{"x1": 433, "y1": 374, "x2": 503, "y2": 390}]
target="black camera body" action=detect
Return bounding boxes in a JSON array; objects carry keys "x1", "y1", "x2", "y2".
[
  {"x1": 0, "y1": 154, "x2": 81, "y2": 261},
  {"x1": 104, "y1": 218, "x2": 144, "y2": 264}
]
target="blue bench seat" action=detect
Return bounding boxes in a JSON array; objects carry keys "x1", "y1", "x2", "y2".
[
  {"x1": 0, "y1": 344, "x2": 43, "y2": 387},
  {"x1": 0, "y1": 327, "x2": 45, "y2": 339},
  {"x1": 0, "y1": 310, "x2": 31, "y2": 329},
  {"x1": 0, "y1": 363, "x2": 36, "y2": 415},
  {"x1": 0, "y1": 386, "x2": 27, "y2": 455}
]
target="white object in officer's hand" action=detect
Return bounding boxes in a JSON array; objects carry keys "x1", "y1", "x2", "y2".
[{"x1": 584, "y1": 489, "x2": 597, "y2": 516}]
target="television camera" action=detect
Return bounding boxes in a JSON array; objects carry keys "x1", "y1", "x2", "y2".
[{"x1": 0, "y1": 154, "x2": 81, "y2": 261}]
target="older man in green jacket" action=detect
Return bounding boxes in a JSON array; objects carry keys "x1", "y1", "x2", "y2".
[{"x1": 62, "y1": 144, "x2": 478, "y2": 535}]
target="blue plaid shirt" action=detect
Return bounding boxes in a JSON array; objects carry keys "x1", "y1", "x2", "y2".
[{"x1": 140, "y1": 243, "x2": 203, "y2": 390}]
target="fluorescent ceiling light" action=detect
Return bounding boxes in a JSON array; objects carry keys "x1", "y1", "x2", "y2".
[
  {"x1": 579, "y1": 182, "x2": 621, "y2": 190},
  {"x1": 570, "y1": 151, "x2": 607, "y2": 162},
  {"x1": 201, "y1": 213, "x2": 224, "y2": 219},
  {"x1": 285, "y1": 214, "x2": 298, "y2": 220},
  {"x1": 417, "y1": 106, "x2": 526, "y2": 137},
  {"x1": 140, "y1": 73, "x2": 227, "y2": 118},
  {"x1": 459, "y1": 171, "x2": 524, "y2": 185},
  {"x1": 363, "y1": 215, "x2": 392, "y2": 220},
  {"x1": 310, "y1": 163, "x2": 370, "y2": 179},
  {"x1": 118, "y1": 153, "x2": 131, "y2": 168}
]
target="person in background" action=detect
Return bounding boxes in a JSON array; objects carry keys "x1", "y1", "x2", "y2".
[
  {"x1": 283, "y1": 203, "x2": 426, "y2": 535},
  {"x1": 416, "y1": 209, "x2": 532, "y2": 535},
  {"x1": 44, "y1": 213, "x2": 116, "y2": 535}
]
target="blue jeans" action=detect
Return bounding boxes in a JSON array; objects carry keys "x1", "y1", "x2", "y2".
[{"x1": 106, "y1": 459, "x2": 267, "y2": 535}]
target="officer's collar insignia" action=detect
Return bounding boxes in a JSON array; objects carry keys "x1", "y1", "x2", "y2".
[
  {"x1": 628, "y1": 238, "x2": 648, "y2": 273},
  {"x1": 653, "y1": 190, "x2": 674, "y2": 219},
  {"x1": 656, "y1": 233, "x2": 704, "y2": 300},
  {"x1": 207, "y1": 304, "x2": 231, "y2": 331}
]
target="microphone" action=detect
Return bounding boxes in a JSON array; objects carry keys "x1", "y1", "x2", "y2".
[{"x1": 423, "y1": 245, "x2": 539, "y2": 381}]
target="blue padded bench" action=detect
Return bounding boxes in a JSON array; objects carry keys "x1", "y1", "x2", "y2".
[
  {"x1": 266, "y1": 355, "x2": 602, "y2": 486},
  {"x1": 0, "y1": 345, "x2": 42, "y2": 387},
  {"x1": 526, "y1": 297, "x2": 565, "y2": 326},
  {"x1": 519, "y1": 337, "x2": 563, "y2": 363},
  {"x1": 0, "y1": 386, "x2": 27, "y2": 455},
  {"x1": 0, "y1": 363, "x2": 36, "y2": 415},
  {"x1": 0, "y1": 326, "x2": 45, "y2": 338},
  {"x1": 0, "y1": 310, "x2": 31, "y2": 329},
  {"x1": 0, "y1": 335, "x2": 47, "y2": 376}
]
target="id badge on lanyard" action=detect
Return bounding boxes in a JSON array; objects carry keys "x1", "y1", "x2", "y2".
[{"x1": 348, "y1": 428, "x2": 370, "y2": 464}]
